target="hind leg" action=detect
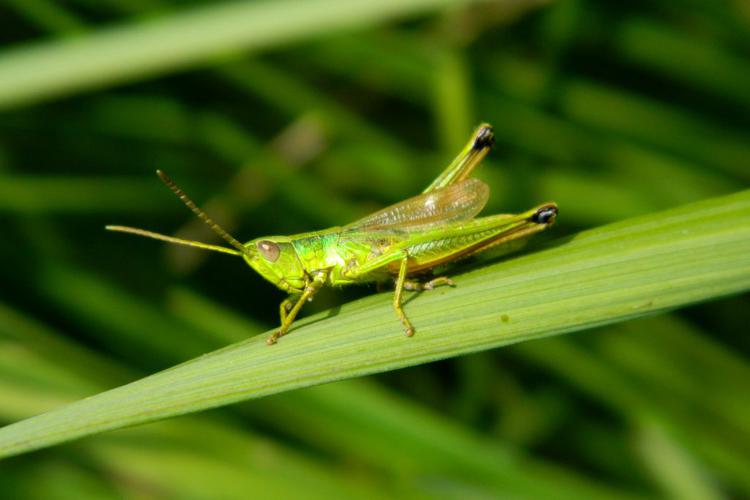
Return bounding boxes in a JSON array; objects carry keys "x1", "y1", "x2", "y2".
[{"x1": 402, "y1": 276, "x2": 455, "y2": 291}]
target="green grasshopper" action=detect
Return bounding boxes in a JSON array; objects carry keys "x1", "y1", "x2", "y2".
[{"x1": 107, "y1": 124, "x2": 557, "y2": 345}]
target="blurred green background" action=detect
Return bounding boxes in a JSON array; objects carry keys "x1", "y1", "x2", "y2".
[{"x1": 0, "y1": 0, "x2": 749, "y2": 498}]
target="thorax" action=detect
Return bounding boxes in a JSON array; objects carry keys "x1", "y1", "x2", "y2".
[{"x1": 290, "y1": 227, "x2": 389, "y2": 285}]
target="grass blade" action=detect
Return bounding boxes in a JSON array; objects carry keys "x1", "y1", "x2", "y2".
[
  {"x1": 0, "y1": 0, "x2": 489, "y2": 109},
  {"x1": 0, "y1": 189, "x2": 748, "y2": 458}
]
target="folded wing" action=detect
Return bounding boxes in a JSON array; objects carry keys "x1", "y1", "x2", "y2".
[{"x1": 345, "y1": 178, "x2": 490, "y2": 231}]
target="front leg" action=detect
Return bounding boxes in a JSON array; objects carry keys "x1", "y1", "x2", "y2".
[
  {"x1": 268, "y1": 271, "x2": 328, "y2": 345},
  {"x1": 279, "y1": 296, "x2": 297, "y2": 324}
]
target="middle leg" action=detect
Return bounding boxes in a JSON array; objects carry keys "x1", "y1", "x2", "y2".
[{"x1": 393, "y1": 256, "x2": 415, "y2": 337}]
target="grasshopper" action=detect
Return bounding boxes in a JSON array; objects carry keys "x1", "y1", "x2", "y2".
[{"x1": 107, "y1": 124, "x2": 557, "y2": 344}]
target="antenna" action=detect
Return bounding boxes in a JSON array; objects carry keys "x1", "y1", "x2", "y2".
[
  {"x1": 105, "y1": 225, "x2": 242, "y2": 256},
  {"x1": 154, "y1": 170, "x2": 249, "y2": 256}
]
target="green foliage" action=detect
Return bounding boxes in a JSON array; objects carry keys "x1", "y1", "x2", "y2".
[{"x1": 0, "y1": 0, "x2": 748, "y2": 498}]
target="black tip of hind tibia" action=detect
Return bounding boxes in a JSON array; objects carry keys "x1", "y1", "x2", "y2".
[
  {"x1": 531, "y1": 204, "x2": 558, "y2": 224},
  {"x1": 473, "y1": 124, "x2": 495, "y2": 150}
]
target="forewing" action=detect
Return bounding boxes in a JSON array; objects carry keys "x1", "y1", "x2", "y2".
[{"x1": 345, "y1": 178, "x2": 489, "y2": 231}]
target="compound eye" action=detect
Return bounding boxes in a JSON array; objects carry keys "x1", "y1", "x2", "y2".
[{"x1": 257, "y1": 240, "x2": 280, "y2": 262}]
